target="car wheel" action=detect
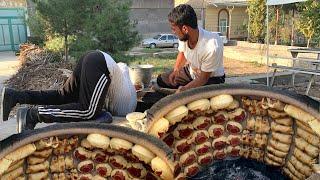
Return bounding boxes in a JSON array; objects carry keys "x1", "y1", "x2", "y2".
[
  {"x1": 150, "y1": 43, "x2": 156, "y2": 49},
  {"x1": 173, "y1": 43, "x2": 178, "y2": 48}
]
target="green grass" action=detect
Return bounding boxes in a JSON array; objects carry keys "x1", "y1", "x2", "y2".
[
  {"x1": 140, "y1": 48, "x2": 162, "y2": 53},
  {"x1": 113, "y1": 52, "x2": 177, "y2": 77},
  {"x1": 127, "y1": 56, "x2": 176, "y2": 76}
]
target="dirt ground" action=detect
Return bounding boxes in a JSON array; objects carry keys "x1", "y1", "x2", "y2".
[
  {"x1": 129, "y1": 47, "x2": 269, "y2": 77},
  {"x1": 224, "y1": 57, "x2": 268, "y2": 77},
  {"x1": 280, "y1": 83, "x2": 320, "y2": 100},
  {"x1": 273, "y1": 75, "x2": 320, "y2": 100}
]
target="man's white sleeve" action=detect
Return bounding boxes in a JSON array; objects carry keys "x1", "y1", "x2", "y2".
[
  {"x1": 201, "y1": 41, "x2": 220, "y2": 73},
  {"x1": 178, "y1": 40, "x2": 185, "y2": 52}
]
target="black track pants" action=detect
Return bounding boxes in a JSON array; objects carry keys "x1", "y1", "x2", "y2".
[{"x1": 33, "y1": 50, "x2": 110, "y2": 123}]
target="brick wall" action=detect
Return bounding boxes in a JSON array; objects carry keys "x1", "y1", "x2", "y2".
[{"x1": 131, "y1": 0, "x2": 174, "y2": 38}]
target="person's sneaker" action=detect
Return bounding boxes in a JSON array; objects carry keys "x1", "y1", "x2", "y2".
[
  {"x1": 92, "y1": 111, "x2": 113, "y2": 124},
  {"x1": 17, "y1": 107, "x2": 38, "y2": 132},
  {"x1": 1, "y1": 87, "x2": 20, "y2": 121},
  {"x1": 17, "y1": 107, "x2": 28, "y2": 132}
]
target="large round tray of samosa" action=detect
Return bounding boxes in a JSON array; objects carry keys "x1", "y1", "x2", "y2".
[
  {"x1": 146, "y1": 84, "x2": 320, "y2": 179},
  {"x1": 0, "y1": 123, "x2": 174, "y2": 180}
]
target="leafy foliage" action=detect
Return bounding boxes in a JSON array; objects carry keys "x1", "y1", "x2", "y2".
[
  {"x1": 31, "y1": 0, "x2": 88, "y2": 60},
  {"x1": 296, "y1": 0, "x2": 320, "y2": 47},
  {"x1": 26, "y1": 11, "x2": 47, "y2": 45},
  {"x1": 70, "y1": 0, "x2": 140, "y2": 57},
  {"x1": 247, "y1": 0, "x2": 266, "y2": 43},
  {"x1": 45, "y1": 35, "x2": 76, "y2": 53},
  {"x1": 28, "y1": 0, "x2": 140, "y2": 60},
  {"x1": 268, "y1": 5, "x2": 296, "y2": 45}
]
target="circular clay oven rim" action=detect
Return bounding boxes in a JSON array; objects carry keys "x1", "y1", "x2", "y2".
[
  {"x1": 0, "y1": 123, "x2": 174, "y2": 171},
  {"x1": 146, "y1": 84, "x2": 320, "y2": 132}
]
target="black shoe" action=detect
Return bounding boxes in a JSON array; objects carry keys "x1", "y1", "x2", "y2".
[
  {"x1": 17, "y1": 107, "x2": 28, "y2": 132},
  {"x1": 91, "y1": 111, "x2": 113, "y2": 124},
  {"x1": 1, "y1": 87, "x2": 19, "y2": 121},
  {"x1": 17, "y1": 107, "x2": 39, "y2": 132}
]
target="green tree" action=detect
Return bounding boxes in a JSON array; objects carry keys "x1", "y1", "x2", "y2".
[
  {"x1": 247, "y1": 0, "x2": 266, "y2": 43},
  {"x1": 28, "y1": 0, "x2": 140, "y2": 60},
  {"x1": 32, "y1": 0, "x2": 88, "y2": 61},
  {"x1": 297, "y1": 0, "x2": 320, "y2": 47},
  {"x1": 296, "y1": 19, "x2": 315, "y2": 47},
  {"x1": 283, "y1": 4, "x2": 298, "y2": 46},
  {"x1": 26, "y1": 11, "x2": 47, "y2": 45},
  {"x1": 263, "y1": 4, "x2": 297, "y2": 46},
  {"x1": 70, "y1": 0, "x2": 140, "y2": 57}
]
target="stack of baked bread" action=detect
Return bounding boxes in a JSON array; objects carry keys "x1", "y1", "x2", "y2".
[
  {"x1": 147, "y1": 94, "x2": 320, "y2": 179},
  {"x1": 0, "y1": 133, "x2": 173, "y2": 180}
]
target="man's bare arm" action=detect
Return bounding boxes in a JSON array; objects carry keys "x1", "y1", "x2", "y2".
[
  {"x1": 173, "y1": 52, "x2": 187, "y2": 71},
  {"x1": 169, "y1": 52, "x2": 187, "y2": 85},
  {"x1": 177, "y1": 71, "x2": 211, "y2": 92}
]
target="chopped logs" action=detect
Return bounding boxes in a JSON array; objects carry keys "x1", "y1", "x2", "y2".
[{"x1": 147, "y1": 94, "x2": 320, "y2": 179}]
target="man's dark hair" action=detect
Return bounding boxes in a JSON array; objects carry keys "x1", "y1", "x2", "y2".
[{"x1": 168, "y1": 4, "x2": 198, "y2": 29}]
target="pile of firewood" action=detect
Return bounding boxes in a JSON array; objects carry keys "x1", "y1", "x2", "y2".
[
  {"x1": 5, "y1": 44, "x2": 74, "y2": 91},
  {"x1": 19, "y1": 43, "x2": 62, "y2": 66}
]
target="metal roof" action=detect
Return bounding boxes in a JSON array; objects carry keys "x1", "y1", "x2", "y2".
[
  {"x1": 266, "y1": 0, "x2": 307, "y2": 5},
  {"x1": 207, "y1": 0, "x2": 247, "y2": 7},
  {"x1": 206, "y1": 0, "x2": 307, "y2": 7}
]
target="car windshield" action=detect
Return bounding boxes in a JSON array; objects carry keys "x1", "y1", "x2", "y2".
[{"x1": 153, "y1": 35, "x2": 161, "y2": 39}]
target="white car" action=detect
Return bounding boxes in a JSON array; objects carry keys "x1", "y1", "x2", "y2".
[
  {"x1": 141, "y1": 34, "x2": 179, "y2": 48},
  {"x1": 212, "y1": 32, "x2": 228, "y2": 44}
]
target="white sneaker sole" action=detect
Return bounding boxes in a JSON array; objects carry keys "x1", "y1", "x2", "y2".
[
  {"x1": 17, "y1": 107, "x2": 28, "y2": 133},
  {"x1": 0, "y1": 87, "x2": 5, "y2": 122}
]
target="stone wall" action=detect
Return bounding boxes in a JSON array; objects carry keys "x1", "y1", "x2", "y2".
[
  {"x1": 236, "y1": 41, "x2": 317, "y2": 58},
  {"x1": 224, "y1": 41, "x2": 318, "y2": 67},
  {"x1": 130, "y1": 0, "x2": 174, "y2": 38},
  {"x1": 130, "y1": 8, "x2": 172, "y2": 38},
  {"x1": 119, "y1": 0, "x2": 207, "y2": 38},
  {"x1": 132, "y1": 0, "x2": 174, "y2": 8}
]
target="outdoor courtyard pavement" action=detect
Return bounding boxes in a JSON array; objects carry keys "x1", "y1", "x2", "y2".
[
  {"x1": 0, "y1": 52, "x2": 50, "y2": 141},
  {"x1": 0, "y1": 51, "x2": 19, "y2": 140}
]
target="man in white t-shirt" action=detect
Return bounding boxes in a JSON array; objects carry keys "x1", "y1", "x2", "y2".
[
  {"x1": 1, "y1": 50, "x2": 137, "y2": 130},
  {"x1": 157, "y1": 4, "x2": 225, "y2": 93}
]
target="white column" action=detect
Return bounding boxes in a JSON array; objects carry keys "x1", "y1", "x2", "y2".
[
  {"x1": 266, "y1": 5, "x2": 270, "y2": 86},
  {"x1": 227, "y1": 6, "x2": 234, "y2": 40}
]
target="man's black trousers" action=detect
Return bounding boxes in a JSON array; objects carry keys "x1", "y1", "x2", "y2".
[{"x1": 24, "y1": 51, "x2": 110, "y2": 123}]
